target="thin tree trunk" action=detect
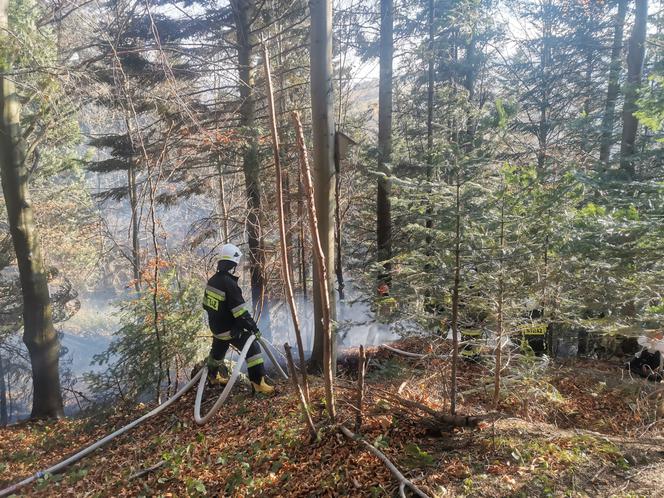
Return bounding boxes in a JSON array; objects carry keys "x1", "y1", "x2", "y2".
[
  {"x1": 494, "y1": 190, "x2": 505, "y2": 409},
  {"x1": 537, "y1": 2, "x2": 552, "y2": 176},
  {"x1": 275, "y1": 29, "x2": 294, "y2": 282},
  {"x1": 127, "y1": 157, "x2": 141, "y2": 292},
  {"x1": 0, "y1": 0, "x2": 64, "y2": 418},
  {"x1": 620, "y1": 0, "x2": 648, "y2": 179},
  {"x1": 298, "y1": 169, "x2": 308, "y2": 298},
  {"x1": 462, "y1": 32, "x2": 477, "y2": 151},
  {"x1": 334, "y1": 132, "x2": 345, "y2": 300},
  {"x1": 309, "y1": 0, "x2": 337, "y2": 373},
  {"x1": 581, "y1": 49, "x2": 594, "y2": 153},
  {"x1": 284, "y1": 343, "x2": 317, "y2": 440},
  {"x1": 217, "y1": 161, "x2": 229, "y2": 243},
  {"x1": 0, "y1": 354, "x2": 8, "y2": 425},
  {"x1": 293, "y1": 111, "x2": 336, "y2": 422},
  {"x1": 355, "y1": 345, "x2": 366, "y2": 432},
  {"x1": 263, "y1": 43, "x2": 310, "y2": 402},
  {"x1": 425, "y1": 0, "x2": 434, "y2": 244},
  {"x1": 450, "y1": 179, "x2": 461, "y2": 415},
  {"x1": 376, "y1": 0, "x2": 393, "y2": 271},
  {"x1": 233, "y1": 0, "x2": 269, "y2": 330},
  {"x1": 599, "y1": 0, "x2": 628, "y2": 164}
]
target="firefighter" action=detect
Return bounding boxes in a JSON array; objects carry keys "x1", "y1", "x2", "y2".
[{"x1": 203, "y1": 243, "x2": 274, "y2": 395}]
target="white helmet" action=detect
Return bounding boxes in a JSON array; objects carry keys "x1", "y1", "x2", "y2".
[{"x1": 220, "y1": 243, "x2": 243, "y2": 265}]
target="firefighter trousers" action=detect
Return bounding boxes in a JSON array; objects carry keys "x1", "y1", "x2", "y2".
[{"x1": 209, "y1": 329, "x2": 265, "y2": 383}]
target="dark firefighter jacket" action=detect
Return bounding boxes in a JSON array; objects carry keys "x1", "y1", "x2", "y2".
[{"x1": 203, "y1": 268, "x2": 259, "y2": 337}]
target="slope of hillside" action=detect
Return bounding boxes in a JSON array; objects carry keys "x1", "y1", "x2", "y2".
[{"x1": 2, "y1": 340, "x2": 664, "y2": 497}]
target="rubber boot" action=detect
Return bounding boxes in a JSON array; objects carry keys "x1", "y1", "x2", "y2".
[
  {"x1": 251, "y1": 377, "x2": 275, "y2": 395},
  {"x1": 207, "y1": 357, "x2": 229, "y2": 387},
  {"x1": 207, "y1": 371, "x2": 229, "y2": 387}
]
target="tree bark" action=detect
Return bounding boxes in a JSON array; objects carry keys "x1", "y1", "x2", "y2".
[
  {"x1": 0, "y1": 354, "x2": 8, "y2": 425},
  {"x1": 355, "y1": 345, "x2": 366, "y2": 433},
  {"x1": 494, "y1": 190, "x2": 505, "y2": 409},
  {"x1": 537, "y1": 1, "x2": 552, "y2": 176},
  {"x1": 376, "y1": 0, "x2": 393, "y2": 270},
  {"x1": 599, "y1": 0, "x2": 628, "y2": 165},
  {"x1": 298, "y1": 168, "x2": 308, "y2": 298},
  {"x1": 293, "y1": 111, "x2": 336, "y2": 422},
  {"x1": 425, "y1": 0, "x2": 434, "y2": 244},
  {"x1": 620, "y1": 0, "x2": 648, "y2": 179},
  {"x1": 127, "y1": 153, "x2": 141, "y2": 292},
  {"x1": 232, "y1": 0, "x2": 269, "y2": 331},
  {"x1": 263, "y1": 44, "x2": 310, "y2": 402},
  {"x1": 217, "y1": 161, "x2": 229, "y2": 243},
  {"x1": 334, "y1": 132, "x2": 345, "y2": 300},
  {"x1": 0, "y1": 0, "x2": 64, "y2": 418},
  {"x1": 450, "y1": 179, "x2": 461, "y2": 415},
  {"x1": 284, "y1": 343, "x2": 317, "y2": 440},
  {"x1": 309, "y1": 0, "x2": 337, "y2": 373}
]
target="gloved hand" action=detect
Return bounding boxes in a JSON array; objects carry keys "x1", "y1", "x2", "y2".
[{"x1": 254, "y1": 329, "x2": 262, "y2": 340}]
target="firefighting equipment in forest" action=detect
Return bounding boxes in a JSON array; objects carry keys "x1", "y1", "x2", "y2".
[
  {"x1": 514, "y1": 323, "x2": 547, "y2": 355},
  {"x1": 194, "y1": 334, "x2": 287, "y2": 425},
  {"x1": 206, "y1": 356, "x2": 229, "y2": 386},
  {"x1": 219, "y1": 243, "x2": 243, "y2": 265},
  {"x1": 204, "y1": 257, "x2": 260, "y2": 336},
  {"x1": 252, "y1": 377, "x2": 276, "y2": 395},
  {"x1": 461, "y1": 329, "x2": 483, "y2": 358}
]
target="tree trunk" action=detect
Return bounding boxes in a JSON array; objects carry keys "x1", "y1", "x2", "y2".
[
  {"x1": 620, "y1": 0, "x2": 648, "y2": 179},
  {"x1": 263, "y1": 43, "x2": 310, "y2": 401},
  {"x1": 217, "y1": 162, "x2": 229, "y2": 243},
  {"x1": 425, "y1": 0, "x2": 434, "y2": 244},
  {"x1": 462, "y1": 32, "x2": 477, "y2": 151},
  {"x1": 309, "y1": 0, "x2": 337, "y2": 372},
  {"x1": 334, "y1": 133, "x2": 345, "y2": 300},
  {"x1": 494, "y1": 190, "x2": 505, "y2": 409},
  {"x1": 125, "y1": 117, "x2": 141, "y2": 293},
  {"x1": 293, "y1": 111, "x2": 336, "y2": 421},
  {"x1": 0, "y1": 0, "x2": 64, "y2": 418},
  {"x1": 450, "y1": 179, "x2": 461, "y2": 415},
  {"x1": 0, "y1": 354, "x2": 8, "y2": 425},
  {"x1": 537, "y1": 2, "x2": 552, "y2": 176},
  {"x1": 376, "y1": 0, "x2": 393, "y2": 270},
  {"x1": 298, "y1": 168, "x2": 308, "y2": 298},
  {"x1": 233, "y1": 0, "x2": 270, "y2": 331},
  {"x1": 599, "y1": 0, "x2": 627, "y2": 165}
]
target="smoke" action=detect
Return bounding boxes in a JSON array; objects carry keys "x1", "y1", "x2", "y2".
[{"x1": 257, "y1": 279, "x2": 400, "y2": 367}]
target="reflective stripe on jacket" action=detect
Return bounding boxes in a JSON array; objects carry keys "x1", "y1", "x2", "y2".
[{"x1": 203, "y1": 270, "x2": 258, "y2": 335}]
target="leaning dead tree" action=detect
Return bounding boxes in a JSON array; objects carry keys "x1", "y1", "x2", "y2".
[
  {"x1": 292, "y1": 111, "x2": 336, "y2": 422},
  {"x1": 263, "y1": 43, "x2": 310, "y2": 402}
]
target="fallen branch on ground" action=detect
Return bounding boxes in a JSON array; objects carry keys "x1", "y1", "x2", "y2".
[
  {"x1": 339, "y1": 425, "x2": 431, "y2": 498},
  {"x1": 381, "y1": 344, "x2": 427, "y2": 359},
  {"x1": 129, "y1": 461, "x2": 166, "y2": 480},
  {"x1": 374, "y1": 387, "x2": 485, "y2": 428}
]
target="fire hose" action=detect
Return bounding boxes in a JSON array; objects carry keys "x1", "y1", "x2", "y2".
[
  {"x1": 0, "y1": 335, "x2": 288, "y2": 497},
  {"x1": 193, "y1": 335, "x2": 288, "y2": 425}
]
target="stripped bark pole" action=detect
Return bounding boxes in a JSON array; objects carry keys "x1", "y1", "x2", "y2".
[
  {"x1": 355, "y1": 345, "x2": 366, "y2": 432},
  {"x1": 292, "y1": 111, "x2": 336, "y2": 422},
  {"x1": 263, "y1": 44, "x2": 310, "y2": 402},
  {"x1": 284, "y1": 343, "x2": 317, "y2": 441}
]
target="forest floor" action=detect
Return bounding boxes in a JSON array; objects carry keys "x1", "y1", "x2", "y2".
[{"x1": 2, "y1": 337, "x2": 664, "y2": 497}]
